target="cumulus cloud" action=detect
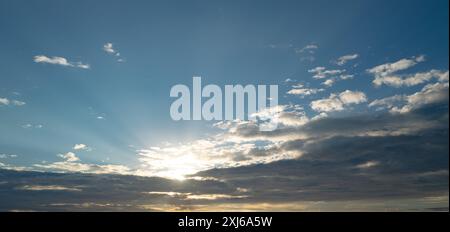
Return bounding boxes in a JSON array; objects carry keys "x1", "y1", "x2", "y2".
[
  {"x1": 58, "y1": 152, "x2": 80, "y2": 162},
  {"x1": 0, "y1": 93, "x2": 448, "y2": 211},
  {"x1": 370, "y1": 81, "x2": 449, "y2": 114},
  {"x1": 335, "y1": 54, "x2": 359, "y2": 66},
  {"x1": 368, "y1": 55, "x2": 425, "y2": 77},
  {"x1": 366, "y1": 55, "x2": 448, "y2": 88},
  {"x1": 33, "y1": 55, "x2": 90, "y2": 69},
  {"x1": 310, "y1": 90, "x2": 367, "y2": 112},
  {"x1": 373, "y1": 70, "x2": 449, "y2": 87}
]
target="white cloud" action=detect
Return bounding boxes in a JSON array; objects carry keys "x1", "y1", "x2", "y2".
[
  {"x1": 365, "y1": 55, "x2": 447, "y2": 88},
  {"x1": 287, "y1": 88, "x2": 324, "y2": 97},
  {"x1": 73, "y1": 144, "x2": 90, "y2": 151},
  {"x1": 21, "y1": 124, "x2": 43, "y2": 129},
  {"x1": 373, "y1": 70, "x2": 449, "y2": 87},
  {"x1": 1, "y1": 98, "x2": 26, "y2": 107},
  {"x1": 33, "y1": 55, "x2": 90, "y2": 69},
  {"x1": 369, "y1": 95, "x2": 406, "y2": 110},
  {"x1": 340, "y1": 74, "x2": 354, "y2": 80},
  {"x1": 308, "y1": 67, "x2": 345, "y2": 79},
  {"x1": 103, "y1": 43, "x2": 115, "y2": 54},
  {"x1": 34, "y1": 152, "x2": 130, "y2": 175},
  {"x1": 369, "y1": 80, "x2": 449, "y2": 114},
  {"x1": 310, "y1": 90, "x2": 367, "y2": 112},
  {"x1": 367, "y1": 55, "x2": 425, "y2": 77},
  {"x1": 338, "y1": 90, "x2": 368, "y2": 105},
  {"x1": 0, "y1": 98, "x2": 10, "y2": 105},
  {"x1": 335, "y1": 54, "x2": 359, "y2": 66},
  {"x1": 103, "y1": 42, "x2": 124, "y2": 62},
  {"x1": 391, "y1": 82, "x2": 449, "y2": 114},
  {"x1": 58, "y1": 152, "x2": 80, "y2": 162},
  {"x1": 356, "y1": 161, "x2": 380, "y2": 169},
  {"x1": 310, "y1": 94, "x2": 344, "y2": 112},
  {"x1": 17, "y1": 185, "x2": 82, "y2": 192},
  {"x1": 322, "y1": 79, "x2": 335, "y2": 87},
  {"x1": 296, "y1": 44, "x2": 318, "y2": 54}
]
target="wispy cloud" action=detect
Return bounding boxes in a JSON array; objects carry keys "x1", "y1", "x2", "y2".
[
  {"x1": 335, "y1": 53, "x2": 359, "y2": 66},
  {"x1": 308, "y1": 67, "x2": 345, "y2": 79},
  {"x1": 0, "y1": 97, "x2": 26, "y2": 106},
  {"x1": 103, "y1": 42, "x2": 124, "y2": 62},
  {"x1": 33, "y1": 55, "x2": 90, "y2": 69}
]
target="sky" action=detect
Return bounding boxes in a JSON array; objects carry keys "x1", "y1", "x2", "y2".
[{"x1": 0, "y1": 0, "x2": 448, "y2": 211}]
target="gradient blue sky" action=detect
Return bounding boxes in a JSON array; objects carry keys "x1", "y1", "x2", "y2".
[{"x1": 0, "y1": 0, "x2": 448, "y2": 211}]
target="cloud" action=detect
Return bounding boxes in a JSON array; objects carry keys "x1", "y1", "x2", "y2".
[
  {"x1": 308, "y1": 67, "x2": 345, "y2": 79},
  {"x1": 17, "y1": 185, "x2": 82, "y2": 192},
  {"x1": 370, "y1": 81, "x2": 449, "y2": 113},
  {"x1": 31, "y1": 152, "x2": 130, "y2": 175},
  {"x1": 11, "y1": 100, "x2": 26, "y2": 106},
  {"x1": 373, "y1": 70, "x2": 448, "y2": 87},
  {"x1": 0, "y1": 96, "x2": 448, "y2": 211},
  {"x1": 287, "y1": 88, "x2": 324, "y2": 97},
  {"x1": 335, "y1": 54, "x2": 359, "y2": 66},
  {"x1": 365, "y1": 55, "x2": 447, "y2": 88},
  {"x1": 338, "y1": 90, "x2": 368, "y2": 105},
  {"x1": 21, "y1": 124, "x2": 43, "y2": 129},
  {"x1": 0, "y1": 98, "x2": 10, "y2": 105},
  {"x1": 0, "y1": 98, "x2": 26, "y2": 106},
  {"x1": 295, "y1": 44, "x2": 318, "y2": 54},
  {"x1": 103, "y1": 43, "x2": 116, "y2": 54},
  {"x1": 0, "y1": 154, "x2": 18, "y2": 159},
  {"x1": 58, "y1": 152, "x2": 80, "y2": 162},
  {"x1": 33, "y1": 55, "x2": 90, "y2": 69},
  {"x1": 367, "y1": 55, "x2": 425, "y2": 77},
  {"x1": 355, "y1": 161, "x2": 380, "y2": 169},
  {"x1": 310, "y1": 90, "x2": 367, "y2": 112},
  {"x1": 103, "y1": 42, "x2": 124, "y2": 62},
  {"x1": 73, "y1": 144, "x2": 90, "y2": 151},
  {"x1": 322, "y1": 79, "x2": 335, "y2": 87},
  {"x1": 295, "y1": 43, "x2": 318, "y2": 62}
]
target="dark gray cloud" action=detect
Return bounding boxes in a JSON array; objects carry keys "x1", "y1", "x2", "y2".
[{"x1": 0, "y1": 103, "x2": 448, "y2": 211}]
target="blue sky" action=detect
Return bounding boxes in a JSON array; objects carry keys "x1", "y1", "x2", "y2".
[{"x1": 0, "y1": 0, "x2": 448, "y2": 211}]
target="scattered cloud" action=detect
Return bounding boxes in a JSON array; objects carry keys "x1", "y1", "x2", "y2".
[
  {"x1": 295, "y1": 44, "x2": 318, "y2": 54},
  {"x1": 366, "y1": 55, "x2": 448, "y2": 88},
  {"x1": 33, "y1": 55, "x2": 90, "y2": 69},
  {"x1": 21, "y1": 124, "x2": 43, "y2": 129},
  {"x1": 73, "y1": 144, "x2": 91, "y2": 151},
  {"x1": 0, "y1": 98, "x2": 26, "y2": 106},
  {"x1": 287, "y1": 88, "x2": 324, "y2": 97},
  {"x1": 373, "y1": 69, "x2": 448, "y2": 87},
  {"x1": 295, "y1": 43, "x2": 319, "y2": 62},
  {"x1": 310, "y1": 90, "x2": 367, "y2": 112},
  {"x1": 308, "y1": 66, "x2": 345, "y2": 79},
  {"x1": 103, "y1": 43, "x2": 116, "y2": 54},
  {"x1": 58, "y1": 152, "x2": 80, "y2": 162},
  {"x1": 0, "y1": 98, "x2": 9, "y2": 105},
  {"x1": 335, "y1": 54, "x2": 359, "y2": 66},
  {"x1": 370, "y1": 81, "x2": 449, "y2": 114},
  {"x1": 103, "y1": 42, "x2": 124, "y2": 62}
]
